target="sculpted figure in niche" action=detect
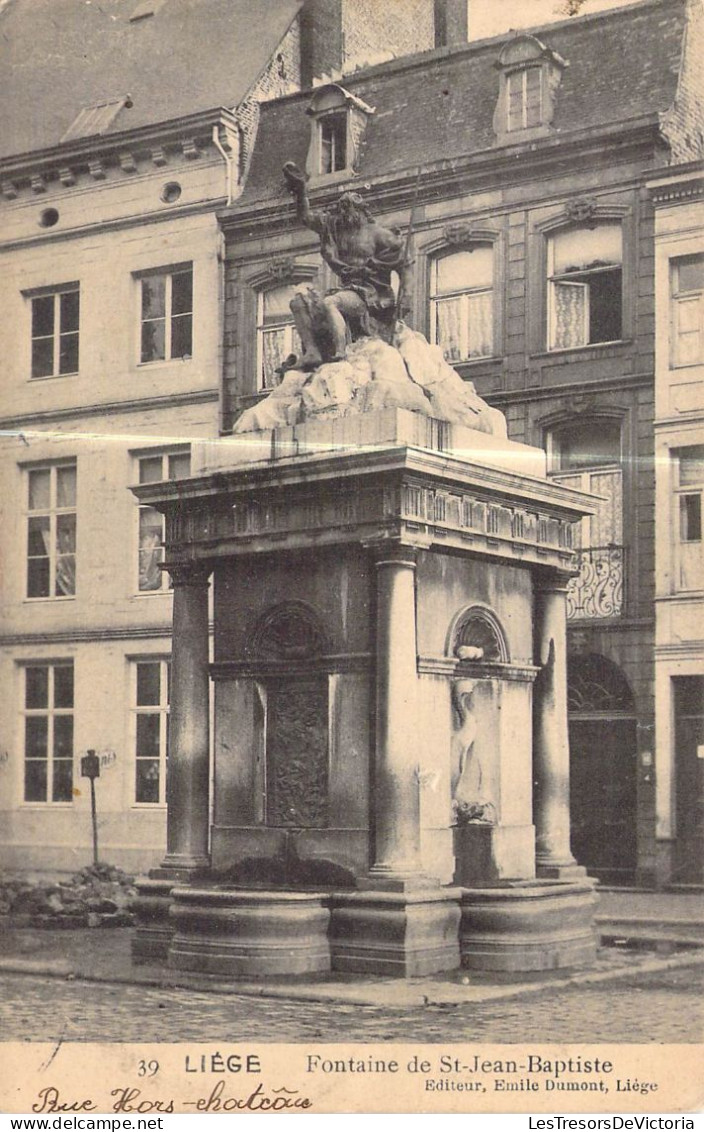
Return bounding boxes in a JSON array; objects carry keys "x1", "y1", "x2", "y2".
[{"x1": 282, "y1": 160, "x2": 411, "y2": 369}]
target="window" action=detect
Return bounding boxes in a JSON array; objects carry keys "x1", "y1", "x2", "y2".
[
  {"x1": 671, "y1": 255, "x2": 704, "y2": 367},
  {"x1": 493, "y1": 35, "x2": 565, "y2": 142},
  {"x1": 140, "y1": 266, "x2": 192, "y2": 363},
  {"x1": 675, "y1": 446, "x2": 704, "y2": 591},
  {"x1": 548, "y1": 223, "x2": 622, "y2": 350},
  {"x1": 430, "y1": 247, "x2": 494, "y2": 362},
  {"x1": 26, "y1": 463, "x2": 76, "y2": 598},
  {"x1": 256, "y1": 285, "x2": 302, "y2": 390},
  {"x1": 30, "y1": 286, "x2": 79, "y2": 378},
  {"x1": 549, "y1": 420, "x2": 624, "y2": 619},
  {"x1": 318, "y1": 111, "x2": 347, "y2": 175},
  {"x1": 506, "y1": 67, "x2": 542, "y2": 131},
  {"x1": 136, "y1": 450, "x2": 191, "y2": 591},
  {"x1": 133, "y1": 659, "x2": 170, "y2": 804},
  {"x1": 305, "y1": 85, "x2": 373, "y2": 181},
  {"x1": 22, "y1": 662, "x2": 74, "y2": 803}
]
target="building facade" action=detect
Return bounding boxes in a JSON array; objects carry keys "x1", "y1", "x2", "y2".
[
  {"x1": 650, "y1": 165, "x2": 704, "y2": 885},
  {"x1": 219, "y1": 0, "x2": 703, "y2": 887},
  {"x1": 0, "y1": 0, "x2": 463, "y2": 874}
]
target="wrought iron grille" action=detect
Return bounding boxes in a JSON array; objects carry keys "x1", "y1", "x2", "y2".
[{"x1": 566, "y1": 545, "x2": 625, "y2": 620}]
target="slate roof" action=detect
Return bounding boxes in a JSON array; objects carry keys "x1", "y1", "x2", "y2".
[
  {"x1": 0, "y1": 0, "x2": 304, "y2": 162},
  {"x1": 239, "y1": 0, "x2": 687, "y2": 208}
]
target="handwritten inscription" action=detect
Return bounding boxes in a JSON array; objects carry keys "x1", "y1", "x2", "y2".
[{"x1": 32, "y1": 1083, "x2": 312, "y2": 1115}]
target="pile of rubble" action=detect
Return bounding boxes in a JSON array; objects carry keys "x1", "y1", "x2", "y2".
[{"x1": 0, "y1": 863, "x2": 137, "y2": 929}]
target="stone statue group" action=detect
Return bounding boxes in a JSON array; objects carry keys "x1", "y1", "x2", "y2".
[{"x1": 233, "y1": 163, "x2": 505, "y2": 438}]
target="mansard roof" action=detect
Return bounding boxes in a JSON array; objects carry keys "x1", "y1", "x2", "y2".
[
  {"x1": 238, "y1": 0, "x2": 690, "y2": 209},
  {"x1": 0, "y1": 0, "x2": 303, "y2": 163}
]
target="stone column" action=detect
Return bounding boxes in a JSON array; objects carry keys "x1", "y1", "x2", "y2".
[
  {"x1": 369, "y1": 546, "x2": 424, "y2": 882},
  {"x1": 162, "y1": 562, "x2": 211, "y2": 872},
  {"x1": 533, "y1": 578, "x2": 584, "y2": 878}
]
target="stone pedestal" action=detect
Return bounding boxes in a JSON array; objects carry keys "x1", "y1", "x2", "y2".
[
  {"x1": 130, "y1": 876, "x2": 176, "y2": 962},
  {"x1": 460, "y1": 880, "x2": 598, "y2": 971},
  {"x1": 131, "y1": 408, "x2": 598, "y2": 980},
  {"x1": 330, "y1": 887, "x2": 462, "y2": 976},
  {"x1": 453, "y1": 823, "x2": 536, "y2": 888},
  {"x1": 168, "y1": 887, "x2": 331, "y2": 976}
]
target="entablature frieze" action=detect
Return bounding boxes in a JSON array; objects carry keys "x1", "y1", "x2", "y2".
[{"x1": 158, "y1": 462, "x2": 584, "y2": 575}]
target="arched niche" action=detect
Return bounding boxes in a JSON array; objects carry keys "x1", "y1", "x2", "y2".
[
  {"x1": 447, "y1": 604, "x2": 510, "y2": 665},
  {"x1": 249, "y1": 600, "x2": 329, "y2": 663}
]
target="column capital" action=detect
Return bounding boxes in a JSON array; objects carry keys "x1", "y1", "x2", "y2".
[
  {"x1": 534, "y1": 572, "x2": 571, "y2": 597},
  {"x1": 365, "y1": 540, "x2": 418, "y2": 571},
  {"x1": 165, "y1": 561, "x2": 211, "y2": 589}
]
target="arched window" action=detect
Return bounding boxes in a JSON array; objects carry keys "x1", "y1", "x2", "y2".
[
  {"x1": 256, "y1": 285, "x2": 301, "y2": 391},
  {"x1": 547, "y1": 221, "x2": 623, "y2": 350},
  {"x1": 429, "y1": 246, "x2": 494, "y2": 363}
]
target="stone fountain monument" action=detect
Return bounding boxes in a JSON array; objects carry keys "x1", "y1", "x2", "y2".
[{"x1": 131, "y1": 169, "x2": 599, "y2": 978}]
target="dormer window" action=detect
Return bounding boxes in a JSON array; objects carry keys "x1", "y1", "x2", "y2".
[
  {"x1": 493, "y1": 35, "x2": 566, "y2": 143},
  {"x1": 306, "y1": 84, "x2": 374, "y2": 181}
]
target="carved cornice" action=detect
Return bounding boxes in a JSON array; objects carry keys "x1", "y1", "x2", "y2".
[
  {"x1": 0, "y1": 107, "x2": 240, "y2": 200},
  {"x1": 650, "y1": 178, "x2": 704, "y2": 205}
]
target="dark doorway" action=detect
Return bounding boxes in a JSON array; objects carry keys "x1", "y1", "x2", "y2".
[
  {"x1": 674, "y1": 677, "x2": 704, "y2": 884},
  {"x1": 568, "y1": 654, "x2": 638, "y2": 885}
]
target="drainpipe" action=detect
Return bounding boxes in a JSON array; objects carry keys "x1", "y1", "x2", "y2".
[{"x1": 212, "y1": 125, "x2": 233, "y2": 206}]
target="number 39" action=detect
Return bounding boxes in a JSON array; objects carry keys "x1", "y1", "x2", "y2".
[{"x1": 138, "y1": 1060, "x2": 160, "y2": 1077}]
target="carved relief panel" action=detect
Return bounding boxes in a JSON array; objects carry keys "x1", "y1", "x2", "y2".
[{"x1": 265, "y1": 676, "x2": 330, "y2": 828}]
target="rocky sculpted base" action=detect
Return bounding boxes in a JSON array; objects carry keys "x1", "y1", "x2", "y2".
[{"x1": 234, "y1": 324, "x2": 506, "y2": 438}]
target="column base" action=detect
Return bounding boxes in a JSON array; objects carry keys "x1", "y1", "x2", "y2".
[
  {"x1": 168, "y1": 887, "x2": 331, "y2": 976},
  {"x1": 536, "y1": 862, "x2": 587, "y2": 880},
  {"x1": 460, "y1": 879, "x2": 599, "y2": 972},
  {"x1": 161, "y1": 853, "x2": 211, "y2": 871},
  {"x1": 330, "y1": 887, "x2": 462, "y2": 976}
]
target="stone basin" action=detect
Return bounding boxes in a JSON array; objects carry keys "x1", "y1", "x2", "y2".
[{"x1": 168, "y1": 886, "x2": 331, "y2": 976}]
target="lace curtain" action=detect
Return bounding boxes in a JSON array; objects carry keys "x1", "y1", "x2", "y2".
[
  {"x1": 139, "y1": 507, "x2": 163, "y2": 591},
  {"x1": 39, "y1": 522, "x2": 76, "y2": 596},
  {"x1": 435, "y1": 291, "x2": 493, "y2": 361},
  {"x1": 551, "y1": 281, "x2": 587, "y2": 349}
]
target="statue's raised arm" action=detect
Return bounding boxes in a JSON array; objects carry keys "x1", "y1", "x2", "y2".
[{"x1": 283, "y1": 162, "x2": 325, "y2": 236}]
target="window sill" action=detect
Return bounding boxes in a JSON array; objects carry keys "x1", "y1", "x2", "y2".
[
  {"x1": 132, "y1": 803, "x2": 167, "y2": 811},
  {"x1": 532, "y1": 340, "x2": 632, "y2": 361},
  {"x1": 136, "y1": 356, "x2": 193, "y2": 370},
  {"x1": 453, "y1": 355, "x2": 503, "y2": 370},
  {"x1": 24, "y1": 595, "x2": 76, "y2": 604},
  {"x1": 132, "y1": 589, "x2": 172, "y2": 598},
  {"x1": 28, "y1": 372, "x2": 79, "y2": 383},
  {"x1": 307, "y1": 169, "x2": 355, "y2": 189},
  {"x1": 20, "y1": 802, "x2": 74, "y2": 810}
]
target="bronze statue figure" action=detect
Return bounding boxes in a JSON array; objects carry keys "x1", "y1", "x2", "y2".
[{"x1": 282, "y1": 161, "x2": 411, "y2": 369}]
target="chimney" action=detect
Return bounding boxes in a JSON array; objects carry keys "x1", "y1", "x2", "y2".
[
  {"x1": 434, "y1": 0, "x2": 469, "y2": 47},
  {"x1": 299, "y1": 0, "x2": 343, "y2": 89}
]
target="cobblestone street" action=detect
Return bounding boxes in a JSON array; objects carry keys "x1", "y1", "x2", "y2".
[{"x1": 1, "y1": 965, "x2": 702, "y2": 1044}]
